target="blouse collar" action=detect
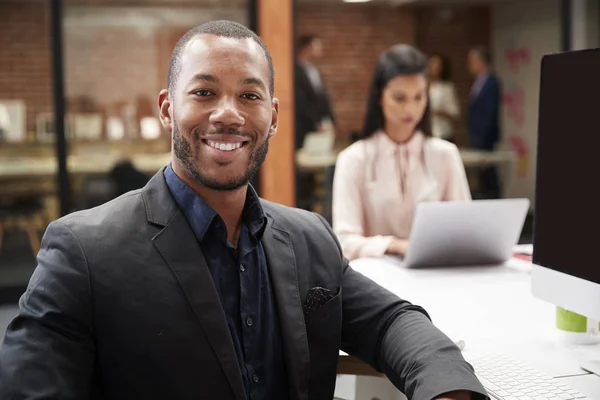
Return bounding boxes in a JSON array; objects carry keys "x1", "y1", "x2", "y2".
[{"x1": 374, "y1": 130, "x2": 425, "y2": 156}]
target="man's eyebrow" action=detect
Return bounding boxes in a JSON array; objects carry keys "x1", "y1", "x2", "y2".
[
  {"x1": 189, "y1": 74, "x2": 219, "y2": 84},
  {"x1": 241, "y1": 77, "x2": 266, "y2": 90}
]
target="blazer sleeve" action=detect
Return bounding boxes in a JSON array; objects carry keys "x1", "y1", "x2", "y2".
[
  {"x1": 443, "y1": 144, "x2": 472, "y2": 201},
  {"x1": 316, "y1": 214, "x2": 488, "y2": 400},
  {"x1": 321, "y1": 77, "x2": 336, "y2": 124},
  {"x1": 470, "y1": 77, "x2": 500, "y2": 149},
  {"x1": 295, "y1": 66, "x2": 321, "y2": 128},
  {"x1": 332, "y1": 147, "x2": 394, "y2": 260},
  {"x1": 0, "y1": 220, "x2": 95, "y2": 399}
]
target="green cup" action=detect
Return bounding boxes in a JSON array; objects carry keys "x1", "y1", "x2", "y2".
[{"x1": 556, "y1": 307, "x2": 600, "y2": 344}]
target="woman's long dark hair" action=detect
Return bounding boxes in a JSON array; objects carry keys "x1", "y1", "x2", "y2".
[
  {"x1": 361, "y1": 44, "x2": 432, "y2": 140},
  {"x1": 430, "y1": 53, "x2": 452, "y2": 81}
]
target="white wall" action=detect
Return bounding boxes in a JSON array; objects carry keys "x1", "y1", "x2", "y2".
[{"x1": 492, "y1": 0, "x2": 562, "y2": 206}]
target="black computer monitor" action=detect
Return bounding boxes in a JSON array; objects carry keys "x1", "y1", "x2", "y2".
[{"x1": 532, "y1": 48, "x2": 600, "y2": 324}]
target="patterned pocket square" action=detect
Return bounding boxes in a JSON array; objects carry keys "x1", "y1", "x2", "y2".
[{"x1": 305, "y1": 286, "x2": 334, "y2": 313}]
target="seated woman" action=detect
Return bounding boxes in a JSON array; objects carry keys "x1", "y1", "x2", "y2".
[{"x1": 332, "y1": 44, "x2": 471, "y2": 261}]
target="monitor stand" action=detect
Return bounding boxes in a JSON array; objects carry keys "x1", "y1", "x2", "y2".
[{"x1": 580, "y1": 360, "x2": 600, "y2": 377}]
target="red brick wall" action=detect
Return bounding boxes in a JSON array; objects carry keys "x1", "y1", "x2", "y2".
[
  {"x1": 0, "y1": 0, "x2": 53, "y2": 136},
  {"x1": 296, "y1": 4, "x2": 416, "y2": 137},
  {"x1": 0, "y1": 1, "x2": 490, "y2": 142},
  {"x1": 64, "y1": 26, "x2": 161, "y2": 117},
  {"x1": 0, "y1": 1, "x2": 245, "y2": 139},
  {"x1": 415, "y1": 6, "x2": 491, "y2": 146},
  {"x1": 296, "y1": 4, "x2": 491, "y2": 141}
]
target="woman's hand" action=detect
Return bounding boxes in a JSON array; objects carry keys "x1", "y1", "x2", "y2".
[{"x1": 386, "y1": 238, "x2": 409, "y2": 256}]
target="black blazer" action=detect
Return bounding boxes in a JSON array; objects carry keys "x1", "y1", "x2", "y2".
[
  {"x1": 468, "y1": 73, "x2": 501, "y2": 151},
  {"x1": 0, "y1": 169, "x2": 487, "y2": 400},
  {"x1": 294, "y1": 63, "x2": 335, "y2": 150}
]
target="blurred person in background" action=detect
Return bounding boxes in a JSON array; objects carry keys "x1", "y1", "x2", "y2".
[
  {"x1": 332, "y1": 44, "x2": 471, "y2": 261},
  {"x1": 428, "y1": 53, "x2": 460, "y2": 142},
  {"x1": 467, "y1": 46, "x2": 502, "y2": 198},
  {"x1": 294, "y1": 34, "x2": 337, "y2": 210},
  {"x1": 294, "y1": 34, "x2": 336, "y2": 150}
]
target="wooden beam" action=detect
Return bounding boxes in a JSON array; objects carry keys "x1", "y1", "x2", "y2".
[{"x1": 257, "y1": 0, "x2": 295, "y2": 206}]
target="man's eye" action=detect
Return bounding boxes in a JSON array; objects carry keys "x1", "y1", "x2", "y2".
[
  {"x1": 242, "y1": 93, "x2": 260, "y2": 100},
  {"x1": 193, "y1": 90, "x2": 213, "y2": 96}
]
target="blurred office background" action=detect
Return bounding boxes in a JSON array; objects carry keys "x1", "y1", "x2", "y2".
[{"x1": 0, "y1": 0, "x2": 597, "y2": 321}]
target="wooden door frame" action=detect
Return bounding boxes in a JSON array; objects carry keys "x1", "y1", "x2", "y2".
[{"x1": 252, "y1": 0, "x2": 296, "y2": 206}]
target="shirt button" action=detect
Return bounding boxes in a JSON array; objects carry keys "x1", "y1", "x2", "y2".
[
  {"x1": 246, "y1": 317, "x2": 253, "y2": 327},
  {"x1": 240, "y1": 264, "x2": 245, "y2": 272},
  {"x1": 253, "y1": 374, "x2": 260, "y2": 383}
]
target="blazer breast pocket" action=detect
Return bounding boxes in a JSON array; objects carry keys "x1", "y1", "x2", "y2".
[{"x1": 303, "y1": 285, "x2": 342, "y2": 344}]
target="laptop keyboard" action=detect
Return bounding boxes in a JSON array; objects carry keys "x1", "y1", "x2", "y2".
[{"x1": 469, "y1": 354, "x2": 588, "y2": 399}]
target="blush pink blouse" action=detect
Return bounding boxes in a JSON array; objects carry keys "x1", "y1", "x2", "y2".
[{"x1": 332, "y1": 131, "x2": 471, "y2": 260}]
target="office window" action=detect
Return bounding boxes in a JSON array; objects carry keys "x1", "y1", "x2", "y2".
[{"x1": 0, "y1": 0, "x2": 57, "y2": 298}]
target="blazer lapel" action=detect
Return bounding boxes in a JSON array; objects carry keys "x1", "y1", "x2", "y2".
[
  {"x1": 261, "y1": 216, "x2": 310, "y2": 400},
  {"x1": 143, "y1": 170, "x2": 246, "y2": 400}
]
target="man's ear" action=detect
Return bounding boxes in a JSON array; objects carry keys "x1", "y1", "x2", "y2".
[
  {"x1": 269, "y1": 98, "x2": 279, "y2": 138},
  {"x1": 158, "y1": 89, "x2": 172, "y2": 134}
]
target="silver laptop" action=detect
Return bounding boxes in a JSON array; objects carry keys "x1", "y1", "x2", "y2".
[{"x1": 400, "y1": 198, "x2": 530, "y2": 268}]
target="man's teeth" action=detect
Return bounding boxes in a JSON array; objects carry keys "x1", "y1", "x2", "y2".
[{"x1": 206, "y1": 141, "x2": 243, "y2": 151}]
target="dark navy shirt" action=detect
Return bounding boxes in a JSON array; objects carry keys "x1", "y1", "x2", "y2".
[{"x1": 164, "y1": 165, "x2": 288, "y2": 400}]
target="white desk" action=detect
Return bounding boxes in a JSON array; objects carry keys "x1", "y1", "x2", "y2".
[{"x1": 337, "y1": 257, "x2": 600, "y2": 399}]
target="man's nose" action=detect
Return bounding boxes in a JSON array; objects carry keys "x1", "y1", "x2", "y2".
[{"x1": 209, "y1": 96, "x2": 245, "y2": 127}]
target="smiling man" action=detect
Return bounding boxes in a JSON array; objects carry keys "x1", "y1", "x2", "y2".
[{"x1": 0, "y1": 21, "x2": 487, "y2": 400}]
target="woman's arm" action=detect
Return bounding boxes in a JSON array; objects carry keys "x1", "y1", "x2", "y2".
[
  {"x1": 332, "y1": 147, "x2": 396, "y2": 260},
  {"x1": 435, "y1": 83, "x2": 461, "y2": 121},
  {"x1": 443, "y1": 144, "x2": 472, "y2": 201}
]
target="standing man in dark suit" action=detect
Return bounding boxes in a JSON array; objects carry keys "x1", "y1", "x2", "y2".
[
  {"x1": 294, "y1": 35, "x2": 337, "y2": 210},
  {"x1": 294, "y1": 34, "x2": 336, "y2": 151},
  {"x1": 0, "y1": 21, "x2": 487, "y2": 400},
  {"x1": 468, "y1": 46, "x2": 502, "y2": 198}
]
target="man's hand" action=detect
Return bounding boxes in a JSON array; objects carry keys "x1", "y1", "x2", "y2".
[
  {"x1": 435, "y1": 390, "x2": 472, "y2": 400},
  {"x1": 385, "y1": 238, "x2": 409, "y2": 256}
]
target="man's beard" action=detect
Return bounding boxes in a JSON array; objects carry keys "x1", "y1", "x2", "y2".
[{"x1": 172, "y1": 120, "x2": 269, "y2": 191}]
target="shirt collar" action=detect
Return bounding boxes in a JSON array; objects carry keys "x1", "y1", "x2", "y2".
[
  {"x1": 375, "y1": 130, "x2": 425, "y2": 156},
  {"x1": 163, "y1": 164, "x2": 267, "y2": 242}
]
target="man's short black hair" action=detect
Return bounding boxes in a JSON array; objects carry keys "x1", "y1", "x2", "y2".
[
  {"x1": 167, "y1": 20, "x2": 274, "y2": 97},
  {"x1": 297, "y1": 34, "x2": 319, "y2": 52},
  {"x1": 471, "y1": 45, "x2": 491, "y2": 65}
]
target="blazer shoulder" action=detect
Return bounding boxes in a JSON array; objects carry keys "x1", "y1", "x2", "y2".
[
  {"x1": 261, "y1": 200, "x2": 326, "y2": 229},
  {"x1": 487, "y1": 74, "x2": 501, "y2": 89},
  {"x1": 57, "y1": 189, "x2": 146, "y2": 241},
  {"x1": 260, "y1": 200, "x2": 344, "y2": 263}
]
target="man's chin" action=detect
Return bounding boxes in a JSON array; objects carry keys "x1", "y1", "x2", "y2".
[{"x1": 199, "y1": 175, "x2": 249, "y2": 192}]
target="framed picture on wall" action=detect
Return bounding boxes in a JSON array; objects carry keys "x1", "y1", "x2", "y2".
[
  {"x1": 71, "y1": 113, "x2": 103, "y2": 141},
  {"x1": 0, "y1": 100, "x2": 26, "y2": 142},
  {"x1": 36, "y1": 113, "x2": 73, "y2": 143},
  {"x1": 140, "y1": 117, "x2": 161, "y2": 140}
]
